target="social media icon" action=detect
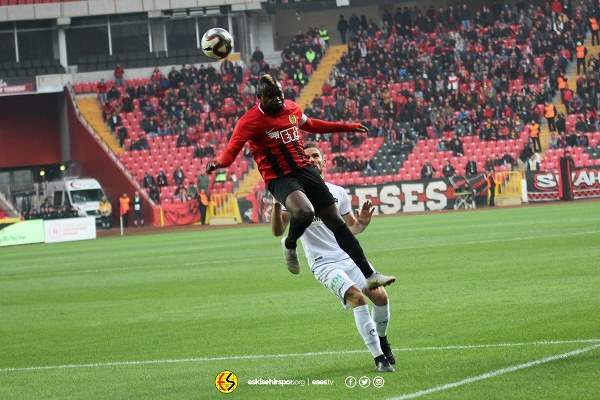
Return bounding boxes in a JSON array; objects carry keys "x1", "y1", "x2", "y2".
[
  {"x1": 373, "y1": 376, "x2": 385, "y2": 388},
  {"x1": 359, "y1": 376, "x2": 370, "y2": 388},
  {"x1": 345, "y1": 376, "x2": 357, "y2": 388}
]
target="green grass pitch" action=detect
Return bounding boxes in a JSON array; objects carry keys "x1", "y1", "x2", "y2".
[{"x1": 1, "y1": 201, "x2": 599, "y2": 399}]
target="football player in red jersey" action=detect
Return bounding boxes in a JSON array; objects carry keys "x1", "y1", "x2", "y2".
[{"x1": 207, "y1": 74, "x2": 394, "y2": 289}]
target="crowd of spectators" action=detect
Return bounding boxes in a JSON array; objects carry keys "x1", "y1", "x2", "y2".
[
  {"x1": 329, "y1": 153, "x2": 375, "y2": 173},
  {"x1": 93, "y1": 1, "x2": 600, "y2": 195},
  {"x1": 303, "y1": 0, "x2": 600, "y2": 176}
]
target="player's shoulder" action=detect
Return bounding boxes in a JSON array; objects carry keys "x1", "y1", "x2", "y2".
[
  {"x1": 284, "y1": 99, "x2": 302, "y2": 113},
  {"x1": 325, "y1": 181, "x2": 347, "y2": 197},
  {"x1": 237, "y1": 104, "x2": 261, "y2": 125}
]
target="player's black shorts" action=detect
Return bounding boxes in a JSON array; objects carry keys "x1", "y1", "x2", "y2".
[{"x1": 268, "y1": 166, "x2": 335, "y2": 215}]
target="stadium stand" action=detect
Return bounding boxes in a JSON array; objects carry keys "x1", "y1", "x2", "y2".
[
  {"x1": 68, "y1": 2, "x2": 600, "y2": 205},
  {"x1": 73, "y1": 27, "x2": 325, "y2": 200},
  {"x1": 0, "y1": 58, "x2": 65, "y2": 78},
  {"x1": 299, "y1": 2, "x2": 592, "y2": 184}
]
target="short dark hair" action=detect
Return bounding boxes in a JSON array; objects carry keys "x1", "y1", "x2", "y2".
[
  {"x1": 304, "y1": 141, "x2": 322, "y2": 155},
  {"x1": 256, "y1": 74, "x2": 280, "y2": 97}
]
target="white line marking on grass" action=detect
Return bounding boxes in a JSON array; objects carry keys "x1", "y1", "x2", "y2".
[
  {"x1": 1, "y1": 339, "x2": 599, "y2": 373},
  {"x1": 0, "y1": 257, "x2": 274, "y2": 280},
  {"x1": 463, "y1": 229, "x2": 600, "y2": 246},
  {"x1": 388, "y1": 344, "x2": 600, "y2": 400}
]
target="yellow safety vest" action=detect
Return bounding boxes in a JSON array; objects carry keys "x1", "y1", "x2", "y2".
[{"x1": 319, "y1": 28, "x2": 330, "y2": 41}]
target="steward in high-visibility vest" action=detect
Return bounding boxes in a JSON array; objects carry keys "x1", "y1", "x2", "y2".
[
  {"x1": 99, "y1": 196, "x2": 112, "y2": 229},
  {"x1": 576, "y1": 44, "x2": 586, "y2": 59},
  {"x1": 590, "y1": 17, "x2": 600, "y2": 45},
  {"x1": 198, "y1": 189, "x2": 209, "y2": 225},
  {"x1": 557, "y1": 76, "x2": 567, "y2": 90},
  {"x1": 529, "y1": 121, "x2": 540, "y2": 137},
  {"x1": 119, "y1": 193, "x2": 131, "y2": 228},
  {"x1": 545, "y1": 103, "x2": 557, "y2": 132},
  {"x1": 305, "y1": 48, "x2": 316, "y2": 65},
  {"x1": 293, "y1": 71, "x2": 306, "y2": 86},
  {"x1": 529, "y1": 121, "x2": 541, "y2": 152},
  {"x1": 576, "y1": 41, "x2": 587, "y2": 74},
  {"x1": 318, "y1": 26, "x2": 330, "y2": 45}
]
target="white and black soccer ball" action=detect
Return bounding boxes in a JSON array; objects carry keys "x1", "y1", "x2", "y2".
[{"x1": 201, "y1": 28, "x2": 233, "y2": 60}]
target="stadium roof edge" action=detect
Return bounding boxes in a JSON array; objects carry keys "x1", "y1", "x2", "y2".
[{"x1": 0, "y1": 0, "x2": 268, "y2": 23}]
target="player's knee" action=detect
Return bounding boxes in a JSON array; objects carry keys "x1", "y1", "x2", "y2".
[
  {"x1": 295, "y1": 206, "x2": 315, "y2": 224},
  {"x1": 367, "y1": 287, "x2": 388, "y2": 306},
  {"x1": 345, "y1": 285, "x2": 367, "y2": 308}
]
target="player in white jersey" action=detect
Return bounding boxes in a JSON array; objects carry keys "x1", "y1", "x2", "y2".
[{"x1": 270, "y1": 142, "x2": 395, "y2": 372}]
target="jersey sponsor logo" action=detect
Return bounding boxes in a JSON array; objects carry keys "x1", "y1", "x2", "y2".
[
  {"x1": 264, "y1": 125, "x2": 300, "y2": 144},
  {"x1": 280, "y1": 126, "x2": 300, "y2": 144}
]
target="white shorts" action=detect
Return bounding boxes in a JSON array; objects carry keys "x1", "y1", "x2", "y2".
[{"x1": 312, "y1": 258, "x2": 369, "y2": 309}]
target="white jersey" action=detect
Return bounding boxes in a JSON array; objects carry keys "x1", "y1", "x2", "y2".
[{"x1": 292, "y1": 182, "x2": 353, "y2": 271}]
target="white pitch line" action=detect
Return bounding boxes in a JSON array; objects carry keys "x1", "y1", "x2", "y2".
[
  {"x1": 462, "y1": 229, "x2": 600, "y2": 246},
  {"x1": 389, "y1": 344, "x2": 600, "y2": 400},
  {"x1": 1, "y1": 339, "x2": 599, "y2": 373}
]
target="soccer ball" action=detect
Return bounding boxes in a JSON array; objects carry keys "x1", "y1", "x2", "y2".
[{"x1": 201, "y1": 28, "x2": 233, "y2": 60}]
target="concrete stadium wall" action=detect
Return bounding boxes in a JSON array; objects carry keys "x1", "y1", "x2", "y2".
[
  {"x1": 0, "y1": 93, "x2": 61, "y2": 169},
  {"x1": 66, "y1": 90, "x2": 154, "y2": 225}
]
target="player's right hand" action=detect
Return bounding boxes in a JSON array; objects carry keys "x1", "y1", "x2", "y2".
[{"x1": 206, "y1": 160, "x2": 221, "y2": 174}]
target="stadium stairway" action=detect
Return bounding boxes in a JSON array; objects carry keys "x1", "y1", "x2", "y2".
[
  {"x1": 538, "y1": 34, "x2": 600, "y2": 159},
  {"x1": 235, "y1": 166, "x2": 261, "y2": 198},
  {"x1": 76, "y1": 96, "x2": 123, "y2": 155},
  {"x1": 295, "y1": 44, "x2": 348, "y2": 109}
]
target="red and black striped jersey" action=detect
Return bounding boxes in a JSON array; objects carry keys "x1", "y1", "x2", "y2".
[{"x1": 217, "y1": 100, "x2": 311, "y2": 183}]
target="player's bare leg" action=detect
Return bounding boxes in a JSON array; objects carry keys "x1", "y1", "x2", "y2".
[{"x1": 280, "y1": 190, "x2": 314, "y2": 273}]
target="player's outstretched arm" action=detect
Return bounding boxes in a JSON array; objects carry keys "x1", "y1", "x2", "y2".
[
  {"x1": 206, "y1": 123, "x2": 249, "y2": 174},
  {"x1": 270, "y1": 198, "x2": 291, "y2": 236},
  {"x1": 343, "y1": 200, "x2": 374, "y2": 235},
  {"x1": 300, "y1": 116, "x2": 369, "y2": 134}
]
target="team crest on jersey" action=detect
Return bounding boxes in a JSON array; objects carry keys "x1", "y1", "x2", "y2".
[{"x1": 289, "y1": 114, "x2": 297, "y2": 124}]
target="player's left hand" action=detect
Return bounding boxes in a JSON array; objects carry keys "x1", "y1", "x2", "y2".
[
  {"x1": 355, "y1": 200, "x2": 374, "y2": 226},
  {"x1": 353, "y1": 124, "x2": 369, "y2": 133}
]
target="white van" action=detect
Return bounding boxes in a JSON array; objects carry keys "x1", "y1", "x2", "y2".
[{"x1": 44, "y1": 177, "x2": 106, "y2": 223}]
